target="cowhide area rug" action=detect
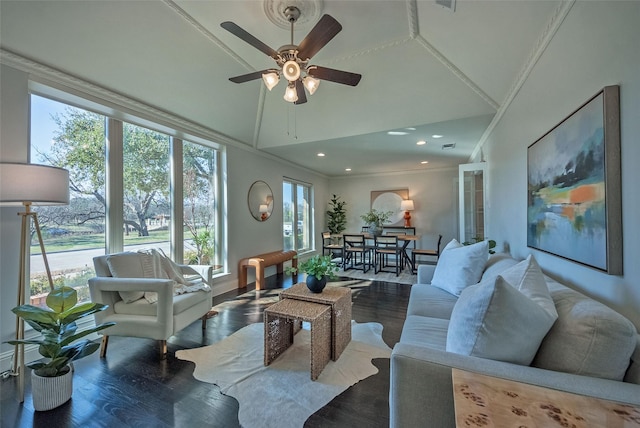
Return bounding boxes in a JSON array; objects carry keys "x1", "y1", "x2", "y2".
[{"x1": 176, "y1": 321, "x2": 391, "y2": 428}]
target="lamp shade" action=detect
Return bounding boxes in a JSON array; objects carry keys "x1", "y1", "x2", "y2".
[
  {"x1": 259, "y1": 204, "x2": 268, "y2": 213},
  {"x1": 400, "y1": 199, "x2": 414, "y2": 211},
  {"x1": 0, "y1": 163, "x2": 70, "y2": 206}
]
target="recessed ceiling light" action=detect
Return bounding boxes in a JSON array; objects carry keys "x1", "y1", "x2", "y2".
[
  {"x1": 387, "y1": 131, "x2": 408, "y2": 136},
  {"x1": 432, "y1": 134, "x2": 443, "y2": 138},
  {"x1": 416, "y1": 140, "x2": 426, "y2": 145},
  {"x1": 345, "y1": 168, "x2": 352, "y2": 172},
  {"x1": 317, "y1": 153, "x2": 325, "y2": 157},
  {"x1": 421, "y1": 161, "x2": 429, "y2": 164},
  {"x1": 405, "y1": 127, "x2": 416, "y2": 131}
]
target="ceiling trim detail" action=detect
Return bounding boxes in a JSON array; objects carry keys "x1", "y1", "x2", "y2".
[
  {"x1": 406, "y1": 0, "x2": 419, "y2": 39},
  {"x1": 469, "y1": 0, "x2": 576, "y2": 161},
  {"x1": 414, "y1": 34, "x2": 499, "y2": 110},
  {"x1": 253, "y1": 85, "x2": 267, "y2": 149},
  {"x1": 162, "y1": 0, "x2": 254, "y2": 72},
  {"x1": 263, "y1": 0, "x2": 323, "y2": 30}
]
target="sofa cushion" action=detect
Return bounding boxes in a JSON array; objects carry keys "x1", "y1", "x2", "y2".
[
  {"x1": 113, "y1": 289, "x2": 210, "y2": 316},
  {"x1": 480, "y1": 253, "x2": 519, "y2": 282},
  {"x1": 533, "y1": 280, "x2": 637, "y2": 381},
  {"x1": 400, "y1": 315, "x2": 449, "y2": 351},
  {"x1": 499, "y1": 255, "x2": 558, "y2": 320},
  {"x1": 106, "y1": 252, "x2": 146, "y2": 303},
  {"x1": 406, "y1": 284, "x2": 458, "y2": 320},
  {"x1": 431, "y1": 239, "x2": 488, "y2": 296},
  {"x1": 446, "y1": 275, "x2": 556, "y2": 365}
]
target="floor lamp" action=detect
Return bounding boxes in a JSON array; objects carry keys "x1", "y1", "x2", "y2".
[{"x1": 0, "y1": 163, "x2": 69, "y2": 403}]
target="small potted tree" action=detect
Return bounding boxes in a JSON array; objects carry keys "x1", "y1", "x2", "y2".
[
  {"x1": 6, "y1": 286, "x2": 114, "y2": 411},
  {"x1": 286, "y1": 255, "x2": 339, "y2": 293},
  {"x1": 326, "y1": 194, "x2": 347, "y2": 243},
  {"x1": 360, "y1": 209, "x2": 393, "y2": 236}
]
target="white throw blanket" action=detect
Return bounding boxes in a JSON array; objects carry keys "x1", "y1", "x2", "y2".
[{"x1": 137, "y1": 248, "x2": 211, "y2": 303}]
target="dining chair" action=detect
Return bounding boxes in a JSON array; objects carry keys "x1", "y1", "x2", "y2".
[
  {"x1": 411, "y1": 234, "x2": 442, "y2": 273},
  {"x1": 374, "y1": 235, "x2": 404, "y2": 276},
  {"x1": 321, "y1": 231, "x2": 343, "y2": 263},
  {"x1": 343, "y1": 234, "x2": 372, "y2": 273}
]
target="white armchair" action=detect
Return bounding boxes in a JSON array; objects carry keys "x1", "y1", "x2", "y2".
[{"x1": 88, "y1": 251, "x2": 213, "y2": 359}]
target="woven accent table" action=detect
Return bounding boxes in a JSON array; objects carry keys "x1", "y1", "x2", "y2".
[
  {"x1": 280, "y1": 282, "x2": 352, "y2": 361},
  {"x1": 264, "y1": 298, "x2": 332, "y2": 381}
]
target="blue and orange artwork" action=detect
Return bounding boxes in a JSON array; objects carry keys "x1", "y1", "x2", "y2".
[{"x1": 527, "y1": 93, "x2": 607, "y2": 270}]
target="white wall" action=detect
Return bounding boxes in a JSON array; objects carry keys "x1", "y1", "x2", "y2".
[
  {"x1": 482, "y1": 1, "x2": 640, "y2": 327},
  {"x1": 328, "y1": 168, "x2": 458, "y2": 250},
  {"x1": 0, "y1": 64, "x2": 330, "y2": 361}
]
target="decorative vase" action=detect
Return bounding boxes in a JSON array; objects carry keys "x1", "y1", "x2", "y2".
[
  {"x1": 31, "y1": 365, "x2": 73, "y2": 411},
  {"x1": 368, "y1": 223, "x2": 383, "y2": 236},
  {"x1": 306, "y1": 275, "x2": 327, "y2": 293}
]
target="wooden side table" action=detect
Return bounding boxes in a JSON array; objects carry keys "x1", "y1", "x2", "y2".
[
  {"x1": 280, "y1": 282, "x2": 352, "y2": 360},
  {"x1": 452, "y1": 369, "x2": 640, "y2": 427},
  {"x1": 264, "y1": 298, "x2": 332, "y2": 381}
]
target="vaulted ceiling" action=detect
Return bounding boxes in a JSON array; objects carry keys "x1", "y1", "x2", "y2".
[{"x1": 0, "y1": 0, "x2": 563, "y2": 176}]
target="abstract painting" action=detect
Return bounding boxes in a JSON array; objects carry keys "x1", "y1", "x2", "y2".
[{"x1": 527, "y1": 86, "x2": 622, "y2": 274}]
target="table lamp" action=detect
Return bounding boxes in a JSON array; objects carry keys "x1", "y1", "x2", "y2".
[
  {"x1": 259, "y1": 204, "x2": 269, "y2": 221},
  {"x1": 0, "y1": 162, "x2": 70, "y2": 402},
  {"x1": 401, "y1": 199, "x2": 414, "y2": 227}
]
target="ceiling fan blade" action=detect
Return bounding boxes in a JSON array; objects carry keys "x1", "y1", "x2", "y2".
[
  {"x1": 308, "y1": 66, "x2": 362, "y2": 86},
  {"x1": 296, "y1": 15, "x2": 342, "y2": 61},
  {"x1": 229, "y1": 70, "x2": 272, "y2": 84},
  {"x1": 294, "y1": 80, "x2": 307, "y2": 105},
  {"x1": 221, "y1": 21, "x2": 279, "y2": 59}
]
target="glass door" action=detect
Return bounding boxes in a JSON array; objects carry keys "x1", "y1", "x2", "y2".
[{"x1": 458, "y1": 163, "x2": 487, "y2": 243}]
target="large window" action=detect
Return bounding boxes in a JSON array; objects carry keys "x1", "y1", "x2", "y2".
[
  {"x1": 283, "y1": 179, "x2": 312, "y2": 253},
  {"x1": 29, "y1": 93, "x2": 225, "y2": 306}
]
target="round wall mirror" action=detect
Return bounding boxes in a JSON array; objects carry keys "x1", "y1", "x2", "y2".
[{"x1": 248, "y1": 180, "x2": 274, "y2": 221}]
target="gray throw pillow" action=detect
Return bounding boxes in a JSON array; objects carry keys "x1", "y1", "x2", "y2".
[
  {"x1": 106, "y1": 252, "x2": 146, "y2": 303},
  {"x1": 431, "y1": 239, "x2": 488, "y2": 296},
  {"x1": 446, "y1": 275, "x2": 556, "y2": 365}
]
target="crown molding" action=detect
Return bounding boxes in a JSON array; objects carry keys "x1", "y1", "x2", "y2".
[{"x1": 469, "y1": 0, "x2": 576, "y2": 161}]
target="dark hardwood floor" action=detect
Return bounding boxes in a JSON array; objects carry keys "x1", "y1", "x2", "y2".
[{"x1": 1, "y1": 275, "x2": 411, "y2": 428}]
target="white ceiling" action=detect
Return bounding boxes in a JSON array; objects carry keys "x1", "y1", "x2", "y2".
[{"x1": 0, "y1": 0, "x2": 561, "y2": 176}]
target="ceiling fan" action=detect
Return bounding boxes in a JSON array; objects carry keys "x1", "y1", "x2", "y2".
[{"x1": 221, "y1": 6, "x2": 361, "y2": 105}]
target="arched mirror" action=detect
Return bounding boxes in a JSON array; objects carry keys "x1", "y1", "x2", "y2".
[{"x1": 248, "y1": 180, "x2": 273, "y2": 221}]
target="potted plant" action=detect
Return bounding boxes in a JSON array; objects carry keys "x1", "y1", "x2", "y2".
[
  {"x1": 286, "y1": 255, "x2": 339, "y2": 293},
  {"x1": 326, "y1": 194, "x2": 347, "y2": 242},
  {"x1": 360, "y1": 208, "x2": 393, "y2": 236},
  {"x1": 463, "y1": 236, "x2": 497, "y2": 254},
  {"x1": 6, "y1": 286, "x2": 114, "y2": 411}
]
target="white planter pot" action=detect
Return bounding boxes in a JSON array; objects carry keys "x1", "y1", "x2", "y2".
[{"x1": 31, "y1": 366, "x2": 73, "y2": 411}]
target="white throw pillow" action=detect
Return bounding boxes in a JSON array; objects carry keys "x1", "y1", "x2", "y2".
[
  {"x1": 431, "y1": 239, "x2": 489, "y2": 296},
  {"x1": 106, "y1": 252, "x2": 146, "y2": 303},
  {"x1": 499, "y1": 255, "x2": 558, "y2": 321},
  {"x1": 446, "y1": 275, "x2": 556, "y2": 365}
]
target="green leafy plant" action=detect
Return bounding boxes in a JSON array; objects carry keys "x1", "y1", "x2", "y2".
[
  {"x1": 463, "y1": 236, "x2": 497, "y2": 254},
  {"x1": 286, "y1": 255, "x2": 339, "y2": 281},
  {"x1": 360, "y1": 209, "x2": 393, "y2": 227},
  {"x1": 326, "y1": 194, "x2": 347, "y2": 235},
  {"x1": 6, "y1": 286, "x2": 115, "y2": 377}
]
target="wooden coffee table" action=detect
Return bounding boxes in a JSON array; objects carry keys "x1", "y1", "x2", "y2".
[
  {"x1": 280, "y1": 282, "x2": 352, "y2": 360},
  {"x1": 263, "y1": 298, "x2": 332, "y2": 381}
]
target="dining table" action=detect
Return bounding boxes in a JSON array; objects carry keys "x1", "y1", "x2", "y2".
[{"x1": 333, "y1": 232, "x2": 421, "y2": 273}]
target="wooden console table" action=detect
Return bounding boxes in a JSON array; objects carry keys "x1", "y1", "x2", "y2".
[
  {"x1": 452, "y1": 369, "x2": 640, "y2": 427},
  {"x1": 238, "y1": 250, "x2": 297, "y2": 290}
]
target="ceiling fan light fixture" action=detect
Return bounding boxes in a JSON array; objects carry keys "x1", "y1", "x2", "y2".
[
  {"x1": 262, "y1": 71, "x2": 279, "y2": 90},
  {"x1": 282, "y1": 60, "x2": 301, "y2": 81},
  {"x1": 302, "y1": 75, "x2": 320, "y2": 95},
  {"x1": 283, "y1": 83, "x2": 298, "y2": 103}
]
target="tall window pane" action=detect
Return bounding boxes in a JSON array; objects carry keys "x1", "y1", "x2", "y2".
[
  {"x1": 29, "y1": 95, "x2": 106, "y2": 306},
  {"x1": 283, "y1": 179, "x2": 312, "y2": 253},
  {"x1": 122, "y1": 123, "x2": 170, "y2": 252},
  {"x1": 183, "y1": 141, "x2": 220, "y2": 271}
]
